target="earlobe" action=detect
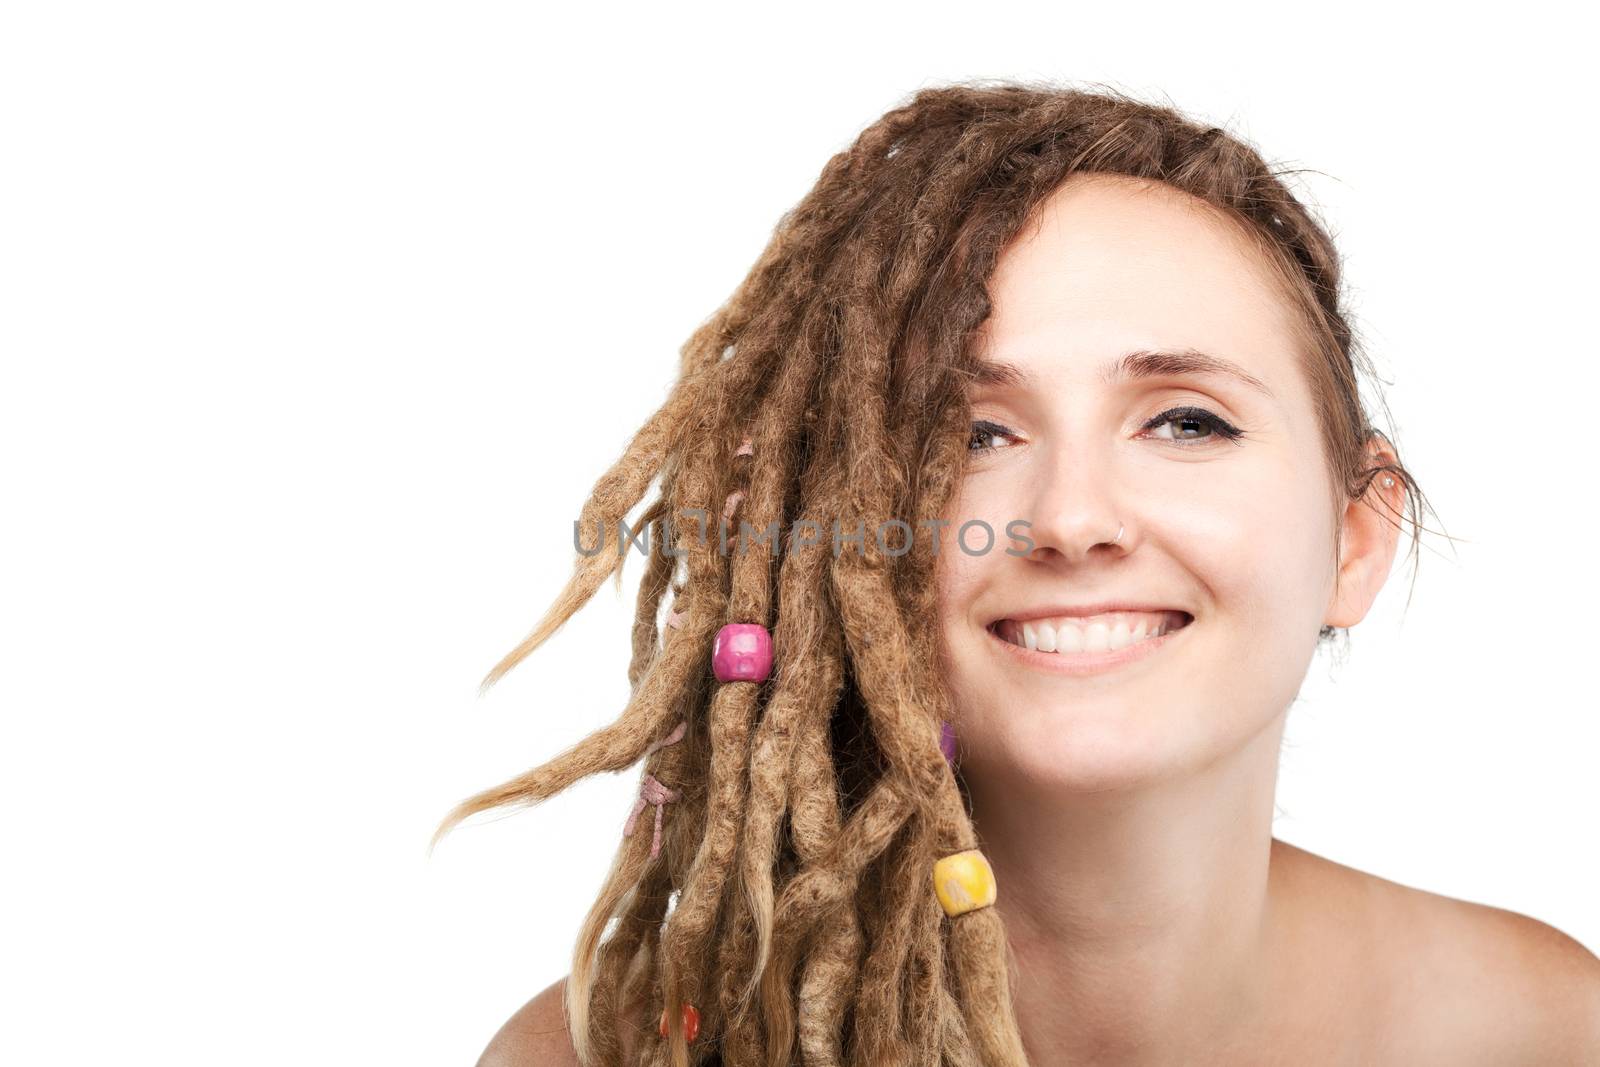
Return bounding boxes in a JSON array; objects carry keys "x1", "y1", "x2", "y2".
[{"x1": 1324, "y1": 450, "x2": 1405, "y2": 630}]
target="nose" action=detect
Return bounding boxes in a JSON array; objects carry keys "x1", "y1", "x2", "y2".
[{"x1": 1017, "y1": 449, "x2": 1129, "y2": 566}]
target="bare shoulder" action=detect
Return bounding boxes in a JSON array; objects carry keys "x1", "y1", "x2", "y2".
[
  {"x1": 1387, "y1": 887, "x2": 1600, "y2": 1063},
  {"x1": 1288, "y1": 842, "x2": 1600, "y2": 1064},
  {"x1": 476, "y1": 975, "x2": 652, "y2": 1067},
  {"x1": 476, "y1": 977, "x2": 578, "y2": 1067}
]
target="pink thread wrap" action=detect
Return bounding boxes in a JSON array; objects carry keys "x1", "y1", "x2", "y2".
[{"x1": 623, "y1": 719, "x2": 687, "y2": 858}]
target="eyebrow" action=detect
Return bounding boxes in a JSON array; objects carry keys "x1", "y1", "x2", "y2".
[{"x1": 971, "y1": 347, "x2": 1273, "y2": 399}]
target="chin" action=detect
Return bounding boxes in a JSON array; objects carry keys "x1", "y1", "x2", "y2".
[{"x1": 982, "y1": 710, "x2": 1195, "y2": 794}]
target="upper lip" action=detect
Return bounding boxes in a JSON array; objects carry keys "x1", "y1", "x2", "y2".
[{"x1": 988, "y1": 602, "x2": 1193, "y2": 625}]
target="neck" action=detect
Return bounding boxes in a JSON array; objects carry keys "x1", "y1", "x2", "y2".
[{"x1": 962, "y1": 713, "x2": 1293, "y2": 1066}]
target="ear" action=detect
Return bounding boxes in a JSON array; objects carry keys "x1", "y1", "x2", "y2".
[{"x1": 1324, "y1": 438, "x2": 1405, "y2": 629}]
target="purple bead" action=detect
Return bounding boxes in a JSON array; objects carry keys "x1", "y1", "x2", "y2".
[
  {"x1": 712, "y1": 623, "x2": 772, "y2": 683},
  {"x1": 938, "y1": 720, "x2": 958, "y2": 765}
]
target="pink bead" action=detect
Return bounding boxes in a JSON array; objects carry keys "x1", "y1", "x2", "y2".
[{"x1": 713, "y1": 623, "x2": 772, "y2": 683}]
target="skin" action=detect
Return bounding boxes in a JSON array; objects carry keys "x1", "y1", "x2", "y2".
[
  {"x1": 470, "y1": 173, "x2": 1600, "y2": 1067},
  {"x1": 933, "y1": 171, "x2": 1600, "y2": 1065}
]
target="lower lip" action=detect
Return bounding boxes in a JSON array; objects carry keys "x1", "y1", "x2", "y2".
[{"x1": 985, "y1": 618, "x2": 1191, "y2": 677}]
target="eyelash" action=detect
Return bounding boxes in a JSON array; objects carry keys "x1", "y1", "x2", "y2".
[{"x1": 968, "y1": 406, "x2": 1247, "y2": 453}]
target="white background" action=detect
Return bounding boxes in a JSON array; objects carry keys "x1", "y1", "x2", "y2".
[{"x1": 3, "y1": 3, "x2": 1595, "y2": 1064}]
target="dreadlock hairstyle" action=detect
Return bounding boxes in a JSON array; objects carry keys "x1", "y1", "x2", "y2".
[{"x1": 434, "y1": 79, "x2": 1442, "y2": 1066}]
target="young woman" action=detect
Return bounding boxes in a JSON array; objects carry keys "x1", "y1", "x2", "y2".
[{"x1": 437, "y1": 81, "x2": 1600, "y2": 1066}]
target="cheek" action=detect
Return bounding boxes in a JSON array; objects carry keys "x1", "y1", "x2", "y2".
[
  {"x1": 933, "y1": 477, "x2": 1000, "y2": 659},
  {"x1": 933, "y1": 474, "x2": 1006, "y2": 611},
  {"x1": 933, "y1": 547, "x2": 992, "y2": 717},
  {"x1": 933, "y1": 528, "x2": 983, "y2": 633},
  {"x1": 1169, "y1": 450, "x2": 1335, "y2": 642}
]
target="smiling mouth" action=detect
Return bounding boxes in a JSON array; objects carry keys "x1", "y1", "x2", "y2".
[{"x1": 986, "y1": 610, "x2": 1193, "y2": 656}]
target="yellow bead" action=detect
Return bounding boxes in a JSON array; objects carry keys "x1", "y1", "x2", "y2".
[{"x1": 932, "y1": 849, "x2": 997, "y2": 917}]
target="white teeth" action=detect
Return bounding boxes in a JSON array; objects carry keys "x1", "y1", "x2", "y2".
[
  {"x1": 995, "y1": 611, "x2": 1185, "y2": 655},
  {"x1": 1084, "y1": 622, "x2": 1109, "y2": 652},
  {"x1": 1107, "y1": 620, "x2": 1133, "y2": 651},
  {"x1": 1037, "y1": 621, "x2": 1057, "y2": 653},
  {"x1": 1057, "y1": 622, "x2": 1083, "y2": 653}
]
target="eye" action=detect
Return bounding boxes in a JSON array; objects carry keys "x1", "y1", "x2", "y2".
[
  {"x1": 1141, "y1": 405, "x2": 1246, "y2": 447},
  {"x1": 969, "y1": 418, "x2": 1020, "y2": 452}
]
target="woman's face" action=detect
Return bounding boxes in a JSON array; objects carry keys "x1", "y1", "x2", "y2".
[{"x1": 936, "y1": 173, "x2": 1355, "y2": 793}]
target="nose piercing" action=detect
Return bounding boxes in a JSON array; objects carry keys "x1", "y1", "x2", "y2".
[{"x1": 1113, "y1": 523, "x2": 1124, "y2": 544}]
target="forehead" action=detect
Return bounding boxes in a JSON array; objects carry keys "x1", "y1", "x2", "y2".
[{"x1": 977, "y1": 174, "x2": 1304, "y2": 399}]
